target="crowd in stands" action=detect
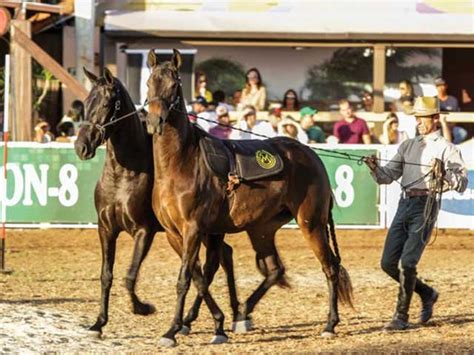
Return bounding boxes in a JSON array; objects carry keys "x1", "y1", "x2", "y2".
[{"x1": 29, "y1": 69, "x2": 470, "y2": 146}]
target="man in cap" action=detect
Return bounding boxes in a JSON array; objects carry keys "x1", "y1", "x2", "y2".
[
  {"x1": 189, "y1": 96, "x2": 215, "y2": 132},
  {"x1": 434, "y1": 77, "x2": 459, "y2": 112},
  {"x1": 300, "y1": 106, "x2": 325, "y2": 143},
  {"x1": 364, "y1": 97, "x2": 467, "y2": 331},
  {"x1": 209, "y1": 105, "x2": 232, "y2": 139}
]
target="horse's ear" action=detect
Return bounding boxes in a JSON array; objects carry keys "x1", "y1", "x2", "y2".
[
  {"x1": 103, "y1": 67, "x2": 114, "y2": 85},
  {"x1": 147, "y1": 49, "x2": 158, "y2": 69},
  {"x1": 83, "y1": 67, "x2": 98, "y2": 83},
  {"x1": 172, "y1": 49, "x2": 182, "y2": 70}
]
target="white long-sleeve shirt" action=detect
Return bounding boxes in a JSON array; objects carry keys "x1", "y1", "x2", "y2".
[{"x1": 370, "y1": 130, "x2": 468, "y2": 192}]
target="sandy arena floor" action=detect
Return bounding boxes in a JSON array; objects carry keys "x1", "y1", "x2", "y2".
[{"x1": 1, "y1": 228, "x2": 473, "y2": 353}]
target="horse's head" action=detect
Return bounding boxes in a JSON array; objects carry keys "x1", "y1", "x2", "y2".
[
  {"x1": 74, "y1": 68, "x2": 122, "y2": 160},
  {"x1": 145, "y1": 48, "x2": 182, "y2": 135}
]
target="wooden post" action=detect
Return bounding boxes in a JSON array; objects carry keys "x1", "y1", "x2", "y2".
[
  {"x1": 373, "y1": 44, "x2": 386, "y2": 113},
  {"x1": 11, "y1": 25, "x2": 88, "y2": 101},
  {"x1": 10, "y1": 19, "x2": 32, "y2": 141},
  {"x1": 74, "y1": 0, "x2": 95, "y2": 91}
]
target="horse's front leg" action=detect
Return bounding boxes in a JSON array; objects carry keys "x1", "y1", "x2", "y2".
[
  {"x1": 125, "y1": 227, "x2": 156, "y2": 315},
  {"x1": 89, "y1": 222, "x2": 119, "y2": 336},
  {"x1": 159, "y1": 229, "x2": 202, "y2": 347}
]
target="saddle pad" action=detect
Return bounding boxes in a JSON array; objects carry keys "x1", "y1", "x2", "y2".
[{"x1": 199, "y1": 136, "x2": 284, "y2": 182}]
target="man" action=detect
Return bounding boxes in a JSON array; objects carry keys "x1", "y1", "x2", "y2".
[
  {"x1": 300, "y1": 106, "x2": 325, "y2": 143},
  {"x1": 435, "y1": 77, "x2": 459, "y2": 112},
  {"x1": 364, "y1": 97, "x2": 467, "y2": 331},
  {"x1": 230, "y1": 105, "x2": 273, "y2": 140},
  {"x1": 209, "y1": 105, "x2": 232, "y2": 139},
  {"x1": 189, "y1": 96, "x2": 215, "y2": 132},
  {"x1": 333, "y1": 99, "x2": 371, "y2": 144}
]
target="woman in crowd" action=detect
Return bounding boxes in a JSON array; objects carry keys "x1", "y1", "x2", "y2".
[
  {"x1": 281, "y1": 89, "x2": 300, "y2": 111},
  {"x1": 238, "y1": 68, "x2": 267, "y2": 111},
  {"x1": 194, "y1": 71, "x2": 213, "y2": 103},
  {"x1": 393, "y1": 79, "x2": 415, "y2": 113},
  {"x1": 379, "y1": 112, "x2": 408, "y2": 145},
  {"x1": 277, "y1": 115, "x2": 308, "y2": 143}
]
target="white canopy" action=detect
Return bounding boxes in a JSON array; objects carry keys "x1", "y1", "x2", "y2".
[{"x1": 103, "y1": 0, "x2": 474, "y2": 41}]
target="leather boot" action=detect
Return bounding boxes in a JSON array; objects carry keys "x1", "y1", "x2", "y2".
[
  {"x1": 384, "y1": 267, "x2": 417, "y2": 331},
  {"x1": 420, "y1": 289, "x2": 438, "y2": 323}
]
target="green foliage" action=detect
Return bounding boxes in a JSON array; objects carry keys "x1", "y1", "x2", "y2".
[
  {"x1": 305, "y1": 47, "x2": 440, "y2": 101},
  {"x1": 196, "y1": 58, "x2": 245, "y2": 97}
]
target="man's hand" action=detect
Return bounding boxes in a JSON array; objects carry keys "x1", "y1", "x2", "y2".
[{"x1": 363, "y1": 154, "x2": 378, "y2": 171}]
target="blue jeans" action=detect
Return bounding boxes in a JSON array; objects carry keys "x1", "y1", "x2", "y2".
[{"x1": 381, "y1": 196, "x2": 438, "y2": 298}]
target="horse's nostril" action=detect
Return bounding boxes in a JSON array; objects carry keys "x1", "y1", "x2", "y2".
[{"x1": 75, "y1": 143, "x2": 88, "y2": 158}]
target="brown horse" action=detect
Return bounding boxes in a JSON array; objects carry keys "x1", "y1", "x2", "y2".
[
  {"x1": 74, "y1": 68, "x2": 239, "y2": 336},
  {"x1": 145, "y1": 49, "x2": 353, "y2": 347}
]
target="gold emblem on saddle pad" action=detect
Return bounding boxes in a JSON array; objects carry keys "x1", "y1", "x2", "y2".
[{"x1": 255, "y1": 150, "x2": 277, "y2": 169}]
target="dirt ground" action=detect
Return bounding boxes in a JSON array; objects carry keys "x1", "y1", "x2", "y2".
[{"x1": 1, "y1": 228, "x2": 473, "y2": 353}]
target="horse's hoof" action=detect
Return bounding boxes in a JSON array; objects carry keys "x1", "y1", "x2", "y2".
[
  {"x1": 232, "y1": 319, "x2": 252, "y2": 333},
  {"x1": 179, "y1": 325, "x2": 191, "y2": 336},
  {"x1": 158, "y1": 337, "x2": 177, "y2": 347},
  {"x1": 210, "y1": 335, "x2": 228, "y2": 345},
  {"x1": 87, "y1": 329, "x2": 103, "y2": 339},
  {"x1": 133, "y1": 302, "x2": 156, "y2": 316},
  {"x1": 321, "y1": 331, "x2": 337, "y2": 338}
]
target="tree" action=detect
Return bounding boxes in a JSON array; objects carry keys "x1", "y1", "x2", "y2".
[
  {"x1": 196, "y1": 58, "x2": 245, "y2": 98},
  {"x1": 305, "y1": 47, "x2": 440, "y2": 101}
]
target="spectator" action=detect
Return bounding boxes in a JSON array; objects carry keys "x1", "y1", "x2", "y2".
[
  {"x1": 281, "y1": 89, "x2": 300, "y2": 111},
  {"x1": 209, "y1": 106, "x2": 232, "y2": 140},
  {"x1": 60, "y1": 99, "x2": 84, "y2": 134},
  {"x1": 333, "y1": 99, "x2": 371, "y2": 144},
  {"x1": 189, "y1": 96, "x2": 215, "y2": 132},
  {"x1": 194, "y1": 71, "x2": 213, "y2": 103},
  {"x1": 379, "y1": 113, "x2": 408, "y2": 145},
  {"x1": 461, "y1": 88, "x2": 473, "y2": 111},
  {"x1": 232, "y1": 89, "x2": 242, "y2": 109},
  {"x1": 439, "y1": 115, "x2": 468, "y2": 144},
  {"x1": 278, "y1": 116, "x2": 308, "y2": 143},
  {"x1": 230, "y1": 105, "x2": 273, "y2": 140},
  {"x1": 300, "y1": 106, "x2": 325, "y2": 143},
  {"x1": 268, "y1": 107, "x2": 282, "y2": 135},
  {"x1": 238, "y1": 68, "x2": 267, "y2": 111},
  {"x1": 213, "y1": 89, "x2": 234, "y2": 111},
  {"x1": 435, "y1": 77, "x2": 459, "y2": 112},
  {"x1": 393, "y1": 80, "x2": 415, "y2": 114},
  {"x1": 34, "y1": 120, "x2": 55, "y2": 143},
  {"x1": 361, "y1": 91, "x2": 374, "y2": 112},
  {"x1": 55, "y1": 121, "x2": 75, "y2": 143}
]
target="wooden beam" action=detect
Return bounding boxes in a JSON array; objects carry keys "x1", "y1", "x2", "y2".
[
  {"x1": 10, "y1": 20, "x2": 32, "y2": 141},
  {"x1": 372, "y1": 44, "x2": 386, "y2": 113},
  {"x1": 11, "y1": 24, "x2": 88, "y2": 101},
  {"x1": 1, "y1": 1, "x2": 67, "y2": 14}
]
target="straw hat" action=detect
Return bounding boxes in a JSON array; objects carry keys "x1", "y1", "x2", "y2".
[{"x1": 411, "y1": 97, "x2": 441, "y2": 117}]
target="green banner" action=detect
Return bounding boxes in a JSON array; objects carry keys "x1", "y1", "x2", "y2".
[
  {"x1": 315, "y1": 148, "x2": 379, "y2": 225},
  {"x1": 0, "y1": 144, "x2": 379, "y2": 226},
  {"x1": 0, "y1": 144, "x2": 105, "y2": 224}
]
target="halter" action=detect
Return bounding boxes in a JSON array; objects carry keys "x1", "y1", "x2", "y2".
[
  {"x1": 148, "y1": 73, "x2": 182, "y2": 135},
  {"x1": 81, "y1": 88, "x2": 122, "y2": 145}
]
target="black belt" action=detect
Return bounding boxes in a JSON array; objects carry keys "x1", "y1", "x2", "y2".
[{"x1": 405, "y1": 189, "x2": 431, "y2": 197}]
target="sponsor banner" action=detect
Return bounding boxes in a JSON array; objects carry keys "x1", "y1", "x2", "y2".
[
  {"x1": 0, "y1": 143, "x2": 105, "y2": 224},
  {"x1": 313, "y1": 147, "x2": 380, "y2": 226},
  {"x1": 1, "y1": 143, "x2": 381, "y2": 227}
]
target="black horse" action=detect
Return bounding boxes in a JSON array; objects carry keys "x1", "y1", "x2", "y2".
[{"x1": 74, "y1": 68, "x2": 239, "y2": 336}]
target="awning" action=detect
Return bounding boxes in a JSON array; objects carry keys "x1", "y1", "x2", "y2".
[{"x1": 103, "y1": 0, "x2": 474, "y2": 42}]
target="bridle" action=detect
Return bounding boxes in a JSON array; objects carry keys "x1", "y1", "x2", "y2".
[
  {"x1": 81, "y1": 88, "x2": 122, "y2": 145},
  {"x1": 146, "y1": 70, "x2": 182, "y2": 135}
]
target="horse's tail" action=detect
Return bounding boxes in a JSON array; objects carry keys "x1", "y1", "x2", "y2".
[{"x1": 327, "y1": 200, "x2": 354, "y2": 308}]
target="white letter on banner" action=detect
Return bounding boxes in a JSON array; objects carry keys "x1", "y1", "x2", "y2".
[
  {"x1": 58, "y1": 164, "x2": 79, "y2": 207},
  {"x1": 23, "y1": 164, "x2": 49, "y2": 206},
  {"x1": 334, "y1": 165, "x2": 354, "y2": 208},
  {"x1": 0, "y1": 163, "x2": 24, "y2": 206}
]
